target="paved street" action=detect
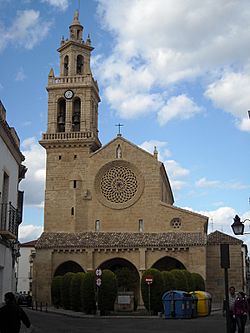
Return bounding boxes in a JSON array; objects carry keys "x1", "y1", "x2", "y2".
[{"x1": 19, "y1": 308, "x2": 250, "y2": 333}]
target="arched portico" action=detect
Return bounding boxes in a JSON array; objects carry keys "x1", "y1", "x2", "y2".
[
  {"x1": 152, "y1": 256, "x2": 186, "y2": 271},
  {"x1": 54, "y1": 260, "x2": 84, "y2": 276}
]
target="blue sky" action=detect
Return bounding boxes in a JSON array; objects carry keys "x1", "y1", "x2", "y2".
[{"x1": 1, "y1": 0, "x2": 250, "y2": 245}]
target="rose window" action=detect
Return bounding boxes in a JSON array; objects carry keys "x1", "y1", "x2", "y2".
[
  {"x1": 95, "y1": 161, "x2": 144, "y2": 209},
  {"x1": 100, "y1": 166, "x2": 138, "y2": 203}
]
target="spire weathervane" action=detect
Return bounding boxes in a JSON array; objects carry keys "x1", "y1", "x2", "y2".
[{"x1": 116, "y1": 123, "x2": 124, "y2": 136}]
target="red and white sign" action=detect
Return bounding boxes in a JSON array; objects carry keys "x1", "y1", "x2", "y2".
[{"x1": 144, "y1": 275, "x2": 154, "y2": 285}]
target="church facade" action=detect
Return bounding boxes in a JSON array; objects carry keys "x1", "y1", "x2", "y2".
[{"x1": 33, "y1": 12, "x2": 245, "y2": 305}]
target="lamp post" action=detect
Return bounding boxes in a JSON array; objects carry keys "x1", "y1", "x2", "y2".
[{"x1": 231, "y1": 215, "x2": 250, "y2": 235}]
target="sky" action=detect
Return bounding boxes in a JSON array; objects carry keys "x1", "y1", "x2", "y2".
[{"x1": 1, "y1": 0, "x2": 250, "y2": 247}]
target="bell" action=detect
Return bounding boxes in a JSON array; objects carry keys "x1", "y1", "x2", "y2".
[
  {"x1": 73, "y1": 113, "x2": 80, "y2": 123},
  {"x1": 58, "y1": 115, "x2": 65, "y2": 125}
]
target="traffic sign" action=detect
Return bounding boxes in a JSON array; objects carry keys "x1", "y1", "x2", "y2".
[
  {"x1": 96, "y1": 268, "x2": 102, "y2": 276},
  {"x1": 144, "y1": 275, "x2": 153, "y2": 285},
  {"x1": 96, "y1": 278, "x2": 102, "y2": 287}
]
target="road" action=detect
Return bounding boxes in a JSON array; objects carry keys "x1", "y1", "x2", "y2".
[{"x1": 19, "y1": 308, "x2": 250, "y2": 333}]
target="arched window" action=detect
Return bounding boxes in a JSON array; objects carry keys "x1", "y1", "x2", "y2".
[
  {"x1": 64, "y1": 55, "x2": 69, "y2": 76},
  {"x1": 57, "y1": 99, "x2": 66, "y2": 132},
  {"x1": 76, "y1": 55, "x2": 83, "y2": 74},
  {"x1": 72, "y1": 97, "x2": 81, "y2": 132}
]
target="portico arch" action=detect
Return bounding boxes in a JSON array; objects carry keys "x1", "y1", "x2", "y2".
[
  {"x1": 152, "y1": 256, "x2": 186, "y2": 271},
  {"x1": 54, "y1": 260, "x2": 84, "y2": 276}
]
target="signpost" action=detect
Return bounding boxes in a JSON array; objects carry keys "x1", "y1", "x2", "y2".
[
  {"x1": 95, "y1": 268, "x2": 102, "y2": 315},
  {"x1": 144, "y1": 275, "x2": 153, "y2": 315}
]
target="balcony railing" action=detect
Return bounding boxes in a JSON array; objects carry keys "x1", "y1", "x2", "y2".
[
  {"x1": 41, "y1": 131, "x2": 94, "y2": 141},
  {"x1": 0, "y1": 202, "x2": 18, "y2": 239}
]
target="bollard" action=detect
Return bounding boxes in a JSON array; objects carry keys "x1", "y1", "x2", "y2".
[
  {"x1": 35, "y1": 301, "x2": 38, "y2": 311},
  {"x1": 45, "y1": 302, "x2": 48, "y2": 312},
  {"x1": 40, "y1": 302, "x2": 42, "y2": 311}
]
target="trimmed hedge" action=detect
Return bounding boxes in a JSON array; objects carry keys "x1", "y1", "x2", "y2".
[
  {"x1": 81, "y1": 271, "x2": 96, "y2": 314},
  {"x1": 141, "y1": 268, "x2": 164, "y2": 314},
  {"x1": 98, "y1": 270, "x2": 118, "y2": 315},
  {"x1": 162, "y1": 270, "x2": 176, "y2": 291},
  {"x1": 191, "y1": 272, "x2": 205, "y2": 291},
  {"x1": 70, "y1": 272, "x2": 85, "y2": 311},
  {"x1": 51, "y1": 275, "x2": 63, "y2": 307},
  {"x1": 61, "y1": 272, "x2": 75, "y2": 310}
]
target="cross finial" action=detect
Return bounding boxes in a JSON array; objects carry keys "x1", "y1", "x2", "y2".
[{"x1": 116, "y1": 123, "x2": 124, "y2": 136}]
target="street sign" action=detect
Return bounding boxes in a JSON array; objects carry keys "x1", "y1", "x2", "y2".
[
  {"x1": 96, "y1": 278, "x2": 102, "y2": 287},
  {"x1": 144, "y1": 275, "x2": 153, "y2": 285},
  {"x1": 96, "y1": 268, "x2": 102, "y2": 276}
]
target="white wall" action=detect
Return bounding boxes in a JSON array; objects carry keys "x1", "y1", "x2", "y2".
[
  {"x1": 0, "y1": 136, "x2": 19, "y2": 207},
  {"x1": 16, "y1": 247, "x2": 35, "y2": 294}
]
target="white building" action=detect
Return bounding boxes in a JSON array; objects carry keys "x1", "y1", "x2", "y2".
[
  {"x1": 16, "y1": 240, "x2": 36, "y2": 294},
  {"x1": 0, "y1": 100, "x2": 26, "y2": 302}
]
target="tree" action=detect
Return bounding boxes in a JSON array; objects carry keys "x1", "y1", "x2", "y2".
[
  {"x1": 70, "y1": 272, "x2": 85, "y2": 311},
  {"x1": 61, "y1": 272, "x2": 75, "y2": 310},
  {"x1": 170, "y1": 269, "x2": 188, "y2": 291},
  {"x1": 162, "y1": 271, "x2": 176, "y2": 292},
  {"x1": 98, "y1": 270, "x2": 118, "y2": 315},
  {"x1": 141, "y1": 268, "x2": 164, "y2": 314},
  {"x1": 51, "y1": 275, "x2": 63, "y2": 308},
  {"x1": 81, "y1": 271, "x2": 96, "y2": 314},
  {"x1": 191, "y1": 272, "x2": 205, "y2": 291}
]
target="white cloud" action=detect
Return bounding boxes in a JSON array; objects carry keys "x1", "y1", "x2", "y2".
[
  {"x1": 140, "y1": 140, "x2": 171, "y2": 160},
  {"x1": 20, "y1": 137, "x2": 46, "y2": 207},
  {"x1": 15, "y1": 67, "x2": 26, "y2": 82},
  {"x1": 95, "y1": 0, "x2": 250, "y2": 129},
  {"x1": 41, "y1": 0, "x2": 69, "y2": 11},
  {"x1": 19, "y1": 224, "x2": 43, "y2": 243},
  {"x1": 205, "y1": 71, "x2": 250, "y2": 131},
  {"x1": 196, "y1": 177, "x2": 249, "y2": 190},
  {"x1": 157, "y1": 94, "x2": 203, "y2": 125},
  {"x1": 0, "y1": 10, "x2": 51, "y2": 52}
]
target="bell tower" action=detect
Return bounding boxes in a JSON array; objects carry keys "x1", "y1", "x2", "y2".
[{"x1": 39, "y1": 11, "x2": 101, "y2": 233}]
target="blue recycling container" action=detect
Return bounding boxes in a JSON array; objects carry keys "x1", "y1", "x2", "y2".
[{"x1": 162, "y1": 290, "x2": 193, "y2": 319}]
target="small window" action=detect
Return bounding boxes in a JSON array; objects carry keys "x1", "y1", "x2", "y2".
[
  {"x1": 74, "y1": 155, "x2": 77, "y2": 159},
  {"x1": 59, "y1": 155, "x2": 62, "y2": 160},
  {"x1": 139, "y1": 219, "x2": 144, "y2": 232},
  {"x1": 95, "y1": 220, "x2": 100, "y2": 232},
  {"x1": 170, "y1": 218, "x2": 181, "y2": 229},
  {"x1": 73, "y1": 180, "x2": 77, "y2": 188},
  {"x1": 71, "y1": 207, "x2": 74, "y2": 216}
]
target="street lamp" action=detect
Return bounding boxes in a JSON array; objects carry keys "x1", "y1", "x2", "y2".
[{"x1": 231, "y1": 215, "x2": 250, "y2": 235}]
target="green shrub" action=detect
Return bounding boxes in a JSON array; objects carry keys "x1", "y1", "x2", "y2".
[
  {"x1": 141, "y1": 268, "x2": 164, "y2": 314},
  {"x1": 170, "y1": 269, "x2": 188, "y2": 291},
  {"x1": 162, "y1": 271, "x2": 176, "y2": 292},
  {"x1": 51, "y1": 275, "x2": 63, "y2": 307},
  {"x1": 61, "y1": 272, "x2": 75, "y2": 310},
  {"x1": 70, "y1": 272, "x2": 85, "y2": 311},
  {"x1": 191, "y1": 272, "x2": 205, "y2": 291},
  {"x1": 98, "y1": 270, "x2": 118, "y2": 315},
  {"x1": 81, "y1": 271, "x2": 96, "y2": 314},
  {"x1": 182, "y1": 270, "x2": 195, "y2": 292}
]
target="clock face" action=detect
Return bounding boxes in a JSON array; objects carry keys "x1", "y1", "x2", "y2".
[{"x1": 64, "y1": 90, "x2": 74, "y2": 99}]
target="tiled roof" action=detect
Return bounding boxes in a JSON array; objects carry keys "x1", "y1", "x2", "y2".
[
  {"x1": 207, "y1": 230, "x2": 242, "y2": 245},
  {"x1": 36, "y1": 231, "x2": 206, "y2": 249},
  {"x1": 20, "y1": 239, "x2": 37, "y2": 247}
]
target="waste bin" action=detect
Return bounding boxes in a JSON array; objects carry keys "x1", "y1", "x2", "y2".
[
  {"x1": 193, "y1": 291, "x2": 212, "y2": 316},
  {"x1": 189, "y1": 292, "x2": 198, "y2": 318},
  {"x1": 162, "y1": 290, "x2": 193, "y2": 319}
]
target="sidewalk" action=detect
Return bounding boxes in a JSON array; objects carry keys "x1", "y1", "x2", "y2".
[{"x1": 29, "y1": 302, "x2": 223, "y2": 319}]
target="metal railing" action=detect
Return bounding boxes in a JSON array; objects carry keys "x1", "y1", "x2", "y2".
[{"x1": 0, "y1": 202, "x2": 18, "y2": 237}]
